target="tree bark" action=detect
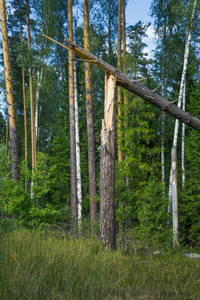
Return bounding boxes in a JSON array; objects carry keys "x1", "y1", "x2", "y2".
[
  {"x1": 182, "y1": 80, "x2": 186, "y2": 187},
  {"x1": 20, "y1": 18, "x2": 28, "y2": 191},
  {"x1": 168, "y1": 0, "x2": 197, "y2": 230},
  {"x1": 0, "y1": 0, "x2": 19, "y2": 181},
  {"x1": 83, "y1": 0, "x2": 97, "y2": 228},
  {"x1": 161, "y1": 0, "x2": 167, "y2": 199},
  {"x1": 100, "y1": 73, "x2": 116, "y2": 250},
  {"x1": 68, "y1": 0, "x2": 78, "y2": 233},
  {"x1": 43, "y1": 35, "x2": 200, "y2": 133},
  {"x1": 122, "y1": 0, "x2": 129, "y2": 190},
  {"x1": 171, "y1": 146, "x2": 179, "y2": 247},
  {"x1": 25, "y1": 0, "x2": 36, "y2": 171},
  {"x1": 74, "y1": 61, "x2": 82, "y2": 227},
  {"x1": 117, "y1": 0, "x2": 123, "y2": 162},
  {"x1": 35, "y1": 69, "x2": 43, "y2": 146}
]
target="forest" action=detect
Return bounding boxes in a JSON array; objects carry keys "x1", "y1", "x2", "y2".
[
  {"x1": 1, "y1": 0, "x2": 200, "y2": 250},
  {"x1": 1, "y1": 0, "x2": 200, "y2": 298}
]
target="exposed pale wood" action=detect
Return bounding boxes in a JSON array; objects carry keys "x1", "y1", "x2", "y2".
[{"x1": 100, "y1": 73, "x2": 117, "y2": 250}]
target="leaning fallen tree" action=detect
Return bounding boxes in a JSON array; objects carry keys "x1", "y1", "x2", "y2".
[
  {"x1": 43, "y1": 34, "x2": 200, "y2": 132},
  {"x1": 43, "y1": 34, "x2": 200, "y2": 249}
]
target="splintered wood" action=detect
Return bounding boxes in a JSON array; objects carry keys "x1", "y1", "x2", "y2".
[
  {"x1": 103, "y1": 73, "x2": 116, "y2": 133},
  {"x1": 100, "y1": 73, "x2": 116, "y2": 250}
]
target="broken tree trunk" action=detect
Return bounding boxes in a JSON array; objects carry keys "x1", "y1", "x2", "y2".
[
  {"x1": 100, "y1": 73, "x2": 117, "y2": 250},
  {"x1": 42, "y1": 35, "x2": 200, "y2": 133}
]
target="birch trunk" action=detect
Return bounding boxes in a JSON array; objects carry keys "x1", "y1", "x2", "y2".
[
  {"x1": 168, "y1": 0, "x2": 197, "y2": 234},
  {"x1": 35, "y1": 68, "x2": 43, "y2": 146},
  {"x1": 168, "y1": 0, "x2": 197, "y2": 220},
  {"x1": 171, "y1": 147, "x2": 179, "y2": 246},
  {"x1": 83, "y1": 0, "x2": 97, "y2": 228},
  {"x1": 68, "y1": 0, "x2": 78, "y2": 233},
  {"x1": 0, "y1": 0, "x2": 19, "y2": 181},
  {"x1": 74, "y1": 61, "x2": 82, "y2": 226},
  {"x1": 117, "y1": 0, "x2": 123, "y2": 162},
  {"x1": 182, "y1": 80, "x2": 186, "y2": 187},
  {"x1": 100, "y1": 73, "x2": 117, "y2": 250}
]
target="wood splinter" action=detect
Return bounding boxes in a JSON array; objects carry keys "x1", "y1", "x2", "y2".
[{"x1": 100, "y1": 72, "x2": 117, "y2": 250}]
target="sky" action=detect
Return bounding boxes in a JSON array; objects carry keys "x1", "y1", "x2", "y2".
[{"x1": 126, "y1": 0, "x2": 156, "y2": 58}]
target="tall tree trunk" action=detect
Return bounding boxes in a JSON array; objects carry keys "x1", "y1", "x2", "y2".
[
  {"x1": 25, "y1": 0, "x2": 36, "y2": 171},
  {"x1": 161, "y1": 0, "x2": 167, "y2": 199},
  {"x1": 182, "y1": 80, "x2": 186, "y2": 187},
  {"x1": 117, "y1": 0, "x2": 122, "y2": 162},
  {"x1": 83, "y1": 0, "x2": 97, "y2": 228},
  {"x1": 100, "y1": 73, "x2": 116, "y2": 250},
  {"x1": 20, "y1": 19, "x2": 28, "y2": 191},
  {"x1": 123, "y1": 0, "x2": 128, "y2": 188},
  {"x1": 68, "y1": 0, "x2": 78, "y2": 233},
  {"x1": 74, "y1": 61, "x2": 82, "y2": 227},
  {"x1": 168, "y1": 0, "x2": 197, "y2": 246},
  {"x1": 108, "y1": 0, "x2": 111, "y2": 63},
  {"x1": 35, "y1": 68, "x2": 43, "y2": 147},
  {"x1": 6, "y1": 116, "x2": 9, "y2": 161},
  {"x1": 171, "y1": 146, "x2": 179, "y2": 247},
  {"x1": 0, "y1": 0, "x2": 19, "y2": 181}
]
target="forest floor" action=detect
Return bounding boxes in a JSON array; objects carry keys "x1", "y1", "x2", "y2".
[{"x1": 0, "y1": 220, "x2": 200, "y2": 300}]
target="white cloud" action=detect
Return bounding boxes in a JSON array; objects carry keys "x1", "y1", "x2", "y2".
[{"x1": 143, "y1": 24, "x2": 156, "y2": 59}]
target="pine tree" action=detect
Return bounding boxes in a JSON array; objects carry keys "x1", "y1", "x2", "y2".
[
  {"x1": 0, "y1": 0, "x2": 19, "y2": 181},
  {"x1": 83, "y1": 0, "x2": 97, "y2": 228}
]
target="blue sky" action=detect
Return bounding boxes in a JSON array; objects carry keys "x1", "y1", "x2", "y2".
[
  {"x1": 126, "y1": 0, "x2": 153, "y2": 25},
  {"x1": 126, "y1": 0, "x2": 156, "y2": 58}
]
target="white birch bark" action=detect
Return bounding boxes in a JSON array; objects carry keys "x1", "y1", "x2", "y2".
[
  {"x1": 182, "y1": 80, "x2": 186, "y2": 187},
  {"x1": 172, "y1": 147, "x2": 179, "y2": 247},
  {"x1": 74, "y1": 61, "x2": 82, "y2": 226},
  {"x1": 168, "y1": 0, "x2": 197, "y2": 244},
  {"x1": 35, "y1": 68, "x2": 43, "y2": 145}
]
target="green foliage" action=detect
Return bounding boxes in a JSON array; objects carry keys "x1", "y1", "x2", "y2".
[
  {"x1": 0, "y1": 152, "x2": 60, "y2": 229},
  {"x1": 0, "y1": 230, "x2": 200, "y2": 299}
]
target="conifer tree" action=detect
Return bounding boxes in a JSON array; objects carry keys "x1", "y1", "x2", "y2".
[
  {"x1": 0, "y1": 0, "x2": 19, "y2": 181},
  {"x1": 25, "y1": 0, "x2": 36, "y2": 171},
  {"x1": 83, "y1": 0, "x2": 97, "y2": 228},
  {"x1": 117, "y1": 0, "x2": 122, "y2": 162}
]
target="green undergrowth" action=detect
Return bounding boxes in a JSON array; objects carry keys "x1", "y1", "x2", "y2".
[{"x1": 0, "y1": 223, "x2": 200, "y2": 299}]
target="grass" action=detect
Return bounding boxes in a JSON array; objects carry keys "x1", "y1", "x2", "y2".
[{"x1": 0, "y1": 223, "x2": 200, "y2": 299}]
